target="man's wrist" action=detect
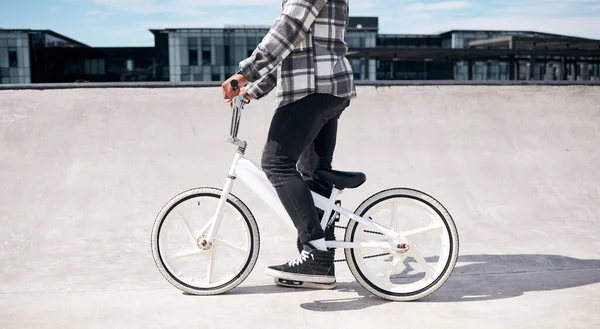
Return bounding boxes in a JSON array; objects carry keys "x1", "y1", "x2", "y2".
[
  {"x1": 234, "y1": 73, "x2": 248, "y2": 86},
  {"x1": 234, "y1": 65, "x2": 247, "y2": 84},
  {"x1": 237, "y1": 59, "x2": 261, "y2": 82}
]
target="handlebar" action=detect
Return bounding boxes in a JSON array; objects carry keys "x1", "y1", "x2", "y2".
[{"x1": 228, "y1": 79, "x2": 248, "y2": 150}]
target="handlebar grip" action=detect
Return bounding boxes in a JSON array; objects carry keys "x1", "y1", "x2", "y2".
[{"x1": 230, "y1": 80, "x2": 239, "y2": 90}]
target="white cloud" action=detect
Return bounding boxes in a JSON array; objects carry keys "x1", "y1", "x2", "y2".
[
  {"x1": 408, "y1": 1, "x2": 471, "y2": 11},
  {"x1": 84, "y1": 0, "x2": 600, "y2": 45},
  {"x1": 93, "y1": 0, "x2": 282, "y2": 15},
  {"x1": 87, "y1": 8, "x2": 281, "y2": 46},
  {"x1": 545, "y1": 0, "x2": 599, "y2": 2},
  {"x1": 85, "y1": 10, "x2": 113, "y2": 17},
  {"x1": 353, "y1": 0, "x2": 375, "y2": 10},
  {"x1": 395, "y1": 15, "x2": 600, "y2": 39}
]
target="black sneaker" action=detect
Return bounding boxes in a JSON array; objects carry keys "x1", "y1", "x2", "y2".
[
  {"x1": 274, "y1": 277, "x2": 337, "y2": 290},
  {"x1": 265, "y1": 243, "x2": 335, "y2": 284}
]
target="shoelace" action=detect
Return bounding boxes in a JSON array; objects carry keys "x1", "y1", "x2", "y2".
[{"x1": 288, "y1": 250, "x2": 312, "y2": 267}]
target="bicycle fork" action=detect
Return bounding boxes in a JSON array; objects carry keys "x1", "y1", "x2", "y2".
[{"x1": 202, "y1": 149, "x2": 244, "y2": 244}]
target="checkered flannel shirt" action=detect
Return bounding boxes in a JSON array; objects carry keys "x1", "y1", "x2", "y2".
[{"x1": 238, "y1": 0, "x2": 357, "y2": 109}]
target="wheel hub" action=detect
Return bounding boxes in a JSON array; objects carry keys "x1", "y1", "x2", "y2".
[
  {"x1": 196, "y1": 234, "x2": 213, "y2": 251},
  {"x1": 396, "y1": 243, "x2": 410, "y2": 253}
]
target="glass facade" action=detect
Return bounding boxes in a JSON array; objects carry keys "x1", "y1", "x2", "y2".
[
  {"x1": 0, "y1": 31, "x2": 31, "y2": 84},
  {"x1": 3, "y1": 23, "x2": 599, "y2": 84},
  {"x1": 377, "y1": 35, "x2": 442, "y2": 48},
  {"x1": 167, "y1": 29, "x2": 267, "y2": 82},
  {"x1": 445, "y1": 31, "x2": 541, "y2": 49},
  {"x1": 346, "y1": 30, "x2": 377, "y2": 80},
  {"x1": 346, "y1": 31, "x2": 377, "y2": 48},
  {"x1": 437, "y1": 31, "x2": 600, "y2": 81},
  {"x1": 446, "y1": 31, "x2": 517, "y2": 81},
  {"x1": 162, "y1": 26, "x2": 380, "y2": 82},
  {"x1": 160, "y1": 27, "x2": 599, "y2": 83}
]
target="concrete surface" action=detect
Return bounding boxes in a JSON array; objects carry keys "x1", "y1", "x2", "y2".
[{"x1": 0, "y1": 85, "x2": 599, "y2": 328}]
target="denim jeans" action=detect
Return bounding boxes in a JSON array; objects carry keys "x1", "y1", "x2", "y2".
[{"x1": 261, "y1": 93, "x2": 350, "y2": 244}]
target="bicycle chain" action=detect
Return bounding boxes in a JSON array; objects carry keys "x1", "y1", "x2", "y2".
[
  {"x1": 363, "y1": 229, "x2": 385, "y2": 235},
  {"x1": 334, "y1": 252, "x2": 391, "y2": 263},
  {"x1": 332, "y1": 225, "x2": 384, "y2": 236},
  {"x1": 330, "y1": 207, "x2": 388, "y2": 262},
  {"x1": 364, "y1": 252, "x2": 391, "y2": 259}
]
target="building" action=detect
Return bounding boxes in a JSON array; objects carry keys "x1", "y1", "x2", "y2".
[
  {"x1": 358, "y1": 28, "x2": 600, "y2": 81},
  {"x1": 150, "y1": 27, "x2": 269, "y2": 82},
  {"x1": 0, "y1": 28, "x2": 155, "y2": 84},
  {"x1": 0, "y1": 30, "x2": 33, "y2": 84},
  {"x1": 150, "y1": 17, "x2": 600, "y2": 83},
  {"x1": 2, "y1": 17, "x2": 600, "y2": 84},
  {"x1": 149, "y1": 17, "x2": 380, "y2": 82}
]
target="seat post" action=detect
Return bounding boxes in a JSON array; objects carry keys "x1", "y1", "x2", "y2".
[
  {"x1": 320, "y1": 186, "x2": 342, "y2": 229},
  {"x1": 329, "y1": 186, "x2": 342, "y2": 202}
]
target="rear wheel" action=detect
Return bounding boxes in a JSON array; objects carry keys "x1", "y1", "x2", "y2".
[
  {"x1": 151, "y1": 187, "x2": 260, "y2": 295},
  {"x1": 345, "y1": 188, "x2": 459, "y2": 301}
]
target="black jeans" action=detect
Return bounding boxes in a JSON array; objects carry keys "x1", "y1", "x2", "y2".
[{"x1": 261, "y1": 93, "x2": 350, "y2": 244}]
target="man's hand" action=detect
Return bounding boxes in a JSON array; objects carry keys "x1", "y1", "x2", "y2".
[
  {"x1": 222, "y1": 73, "x2": 248, "y2": 103},
  {"x1": 225, "y1": 87, "x2": 255, "y2": 106}
]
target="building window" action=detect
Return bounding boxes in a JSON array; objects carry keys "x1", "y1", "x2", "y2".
[
  {"x1": 499, "y1": 63, "x2": 509, "y2": 80},
  {"x1": 84, "y1": 59, "x2": 105, "y2": 75},
  {"x1": 473, "y1": 62, "x2": 485, "y2": 80},
  {"x1": 247, "y1": 37, "x2": 258, "y2": 57},
  {"x1": 189, "y1": 49, "x2": 198, "y2": 66},
  {"x1": 126, "y1": 59, "x2": 134, "y2": 72},
  {"x1": 487, "y1": 62, "x2": 499, "y2": 80},
  {"x1": 9, "y1": 48, "x2": 18, "y2": 68},
  {"x1": 202, "y1": 50, "x2": 211, "y2": 66},
  {"x1": 454, "y1": 62, "x2": 468, "y2": 80},
  {"x1": 212, "y1": 73, "x2": 221, "y2": 81},
  {"x1": 224, "y1": 45, "x2": 230, "y2": 66},
  {"x1": 518, "y1": 62, "x2": 529, "y2": 80}
]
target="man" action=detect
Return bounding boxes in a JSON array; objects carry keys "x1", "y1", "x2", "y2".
[{"x1": 222, "y1": 0, "x2": 356, "y2": 288}]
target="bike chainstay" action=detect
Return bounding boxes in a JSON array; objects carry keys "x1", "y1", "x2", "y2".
[{"x1": 331, "y1": 205, "x2": 391, "y2": 263}]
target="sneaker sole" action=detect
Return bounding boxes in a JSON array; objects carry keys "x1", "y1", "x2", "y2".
[
  {"x1": 264, "y1": 268, "x2": 336, "y2": 284},
  {"x1": 274, "y1": 278, "x2": 337, "y2": 290}
]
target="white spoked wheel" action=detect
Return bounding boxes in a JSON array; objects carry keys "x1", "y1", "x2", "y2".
[
  {"x1": 151, "y1": 187, "x2": 259, "y2": 295},
  {"x1": 344, "y1": 188, "x2": 459, "y2": 301}
]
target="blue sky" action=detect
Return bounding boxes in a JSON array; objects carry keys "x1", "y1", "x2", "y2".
[{"x1": 1, "y1": 0, "x2": 599, "y2": 47}]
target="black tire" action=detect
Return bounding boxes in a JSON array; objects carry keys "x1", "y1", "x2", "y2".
[
  {"x1": 151, "y1": 187, "x2": 260, "y2": 295},
  {"x1": 344, "y1": 188, "x2": 459, "y2": 301}
]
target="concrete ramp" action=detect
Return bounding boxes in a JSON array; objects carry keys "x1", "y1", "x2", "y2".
[{"x1": 1, "y1": 85, "x2": 599, "y2": 328}]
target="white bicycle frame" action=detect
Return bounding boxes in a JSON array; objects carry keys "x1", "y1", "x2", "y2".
[{"x1": 204, "y1": 95, "x2": 405, "y2": 250}]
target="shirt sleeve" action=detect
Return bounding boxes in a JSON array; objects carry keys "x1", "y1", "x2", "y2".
[
  {"x1": 244, "y1": 67, "x2": 278, "y2": 100},
  {"x1": 238, "y1": 0, "x2": 328, "y2": 82}
]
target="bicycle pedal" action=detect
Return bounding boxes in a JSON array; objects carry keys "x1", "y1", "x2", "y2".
[{"x1": 274, "y1": 278, "x2": 337, "y2": 290}]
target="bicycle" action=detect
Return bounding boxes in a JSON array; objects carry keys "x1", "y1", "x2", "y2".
[{"x1": 151, "y1": 81, "x2": 459, "y2": 301}]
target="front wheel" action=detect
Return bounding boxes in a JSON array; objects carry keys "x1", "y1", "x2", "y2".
[
  {"x1": 151, "y1": 187, "x2": 260, "y2": 295},
  {"x1": 344, "y1": 188, "x2": 459, "y2": 301}
]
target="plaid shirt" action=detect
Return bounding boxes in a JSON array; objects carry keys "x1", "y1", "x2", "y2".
[{"x1": 239, "y1": 0, "x2": 357, "y2": 109}]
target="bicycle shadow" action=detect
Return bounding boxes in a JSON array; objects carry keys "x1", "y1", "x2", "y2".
[{"x1": 297, "y1": 253, "x2": 600, "y2": 312}]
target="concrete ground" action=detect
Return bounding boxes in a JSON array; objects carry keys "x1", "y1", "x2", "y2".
[{"x1": 0, "y1": 85, "x2": 599, "y2": 328}]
